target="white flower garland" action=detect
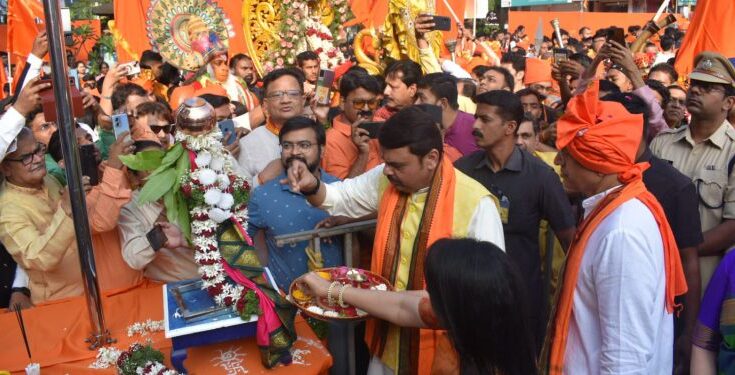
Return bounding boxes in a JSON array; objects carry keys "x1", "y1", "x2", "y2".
[
  {"x1": 176, "y1": 129, "x2": 253, "y2": 311},
  {"x1": 127, "y1": 319, "x2": 165, "y2": 337}
]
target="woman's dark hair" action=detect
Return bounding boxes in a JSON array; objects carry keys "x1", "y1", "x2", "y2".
[
  {"x1": 378, "y1": 106, "x2": 443, "y2": 159},
  {"x1": 425, "y1": 238, "x2": 537, "y2": 375},
  {"x1": 278, "y1": 116, "x2": 326, "y2": 146}
]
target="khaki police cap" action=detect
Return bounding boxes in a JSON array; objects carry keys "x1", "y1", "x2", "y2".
[{"x1": 690, "y1": 51, "x2": 735, "y2": 88}]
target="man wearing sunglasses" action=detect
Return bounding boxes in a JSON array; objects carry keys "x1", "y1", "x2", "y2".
[
  {"x1": 651, "y1": 51, "x2": 735, "y2": 294},
  {"x1": 321, "y1": 71, "x2": 383, "y2": 179},
  {"x1": 133, "y1": 101, "x2": 175, "y2": 149}
]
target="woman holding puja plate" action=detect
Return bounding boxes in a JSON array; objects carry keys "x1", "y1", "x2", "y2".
[{"x1": 294, "y1": 238, "x2": 538, "y2": 375}]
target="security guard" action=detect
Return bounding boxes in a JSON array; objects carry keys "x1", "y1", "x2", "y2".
[{"x1": 651, "y1": 51, "x2": 735, "y2": 292}]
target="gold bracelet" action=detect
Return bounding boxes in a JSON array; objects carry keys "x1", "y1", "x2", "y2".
[
  {"x1": 327, "y1": 281, "x2": 340, "y2": 306},
  {"x1": 338, "y1": 284, "x2": 351, "y2": 308}
]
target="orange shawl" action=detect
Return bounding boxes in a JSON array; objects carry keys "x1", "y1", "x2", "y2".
[
  {"x1": 546, "y1": 81, "x2": 687, "y2": 374},
  {"x1": 367, "y1": 155, "x2": 456, "y2": 375}
]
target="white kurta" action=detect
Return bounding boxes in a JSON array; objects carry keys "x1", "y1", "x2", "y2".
[
  {"x1": 237, "y1": 126, "x2": 280, "y2": 185},
  {"x1": 565, "y1": 186, "x2": 673, "y2": 375},
  {"x1": 320, "y1": 164, "x2": 506, "y2": 251}
]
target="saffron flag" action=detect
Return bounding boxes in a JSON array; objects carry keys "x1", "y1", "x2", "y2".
[
  {"x1": 112, "y1": 0, "x2": 151, "y2": 62},
  {"x1": 674, "y1": 0, "x2": 735, "y2": 80},
  {"x1": 7, "y1": 0, "x2": 44, "y2": 62},
  {"x1": 7, "y1": 0, "x2": 44, "y2": 93}
]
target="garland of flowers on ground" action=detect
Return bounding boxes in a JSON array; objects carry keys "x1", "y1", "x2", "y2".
[
  {"x1": 120, "y1": 129, "x2": 259, "y2": 321},
  {"x1": 264, "y1": 0, "x2": 353, "y2": 71}
]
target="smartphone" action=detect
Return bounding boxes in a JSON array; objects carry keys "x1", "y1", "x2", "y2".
[
  {"x1": 358, "y1": 121, "x2": 384, "y2": 139},
  {"x1": 146, "y1": 225, "x2": 168, "y2": 251},
  {"x1": 607, "y1": 27, "x2": 626, "y2": 46},
  {"x1": 119, "y1": 61, "x2": 141, "y2": 76},
  {"x1": 111, "y1": 113, "x2": 131, "y2": 139},
  {"x1": 432, "y1": 15, "x2": 452, "y2": 31},
  {"x1": 79, "y1": 144, "x2": 100, "y2": 186},
  {"x1": 38, "y1": 78, "x2": 86, "y2": 122},
  {"x1": 553, "y1": 48, "x2": 571, "y2": 63},
  {"x1": 218, "y1": 119, "x2": 237, "y2": 145},
  {"x1": 315, "y1": 69, "x2": 335, "y2": 106}
]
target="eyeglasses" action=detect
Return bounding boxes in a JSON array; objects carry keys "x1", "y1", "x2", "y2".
[
  {"x1": 280, "y1": 141, "x2": 315, "y2": 152},
  {"x1": 690, "y1": 80, "x2": 726, "y2": 94},
  {"x1": 150, "y1": 124, "x2": 173, "y2": 134},
  {"x1": 5, "y1": 142, "x2": 47, "y2": 167},
  {"x1": 351, "y1": 98, "x2": 380, "y2": 110},
  {"x1": 265, "y1": 90, "x2": 303, "y2": 101}
]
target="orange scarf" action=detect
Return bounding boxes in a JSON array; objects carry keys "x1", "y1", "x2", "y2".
[
  {"x1": 366, "y1": 156, "x2": 456, "y2": 375},
  {"x1": 265, "y1": 119, "x2": 280, "y2": 136},
  {"x1": 545, "y1": 81, "x2": 687, "y2": 373}
]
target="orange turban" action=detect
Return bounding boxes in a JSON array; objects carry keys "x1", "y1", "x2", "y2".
[
  {"x1": 524, "y1": 58, "x2": 552, "y2": 85},
  {"x1": 555, "y1": 80, "x2": 645, "y2": 182}
]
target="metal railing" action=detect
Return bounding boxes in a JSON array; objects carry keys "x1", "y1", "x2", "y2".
[{"x1": 274, "y1": 219, "x2": 376, "y2": 375}]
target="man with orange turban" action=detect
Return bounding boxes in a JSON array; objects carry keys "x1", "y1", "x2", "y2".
[{"x1": 543, "y1": 80, "x2": 687, "y2": 374}]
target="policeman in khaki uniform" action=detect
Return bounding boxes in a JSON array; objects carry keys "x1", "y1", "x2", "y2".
[{"x1": 651, "y1": 51, "x2": 735, "y2": 293}]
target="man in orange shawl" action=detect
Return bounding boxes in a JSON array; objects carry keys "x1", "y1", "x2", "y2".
[
  {"x1": 543, "y1": 80, "x2": 687, "y2": 374},
  {"x1": 286, "y1": 106, "x2": 505, "y2": 374}
]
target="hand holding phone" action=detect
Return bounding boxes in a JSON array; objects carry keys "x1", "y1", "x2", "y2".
[
  {"x1": 606, "y1": 27, "x2": 626, "y2": 47},
  {"x1": 358, "y1": 121, "x2": 383, "y2": 139},
  {"x1": 119, "y1": 61, "x2": 141, "y2": 76},
  {"x1": 315, "y1": 69, "x2": 335, "y2": 106},
  {"x1": 218, "y1": 119, "x2": 237, "y2": 145},
  {"x1": 112, "y1": 113, "x2": 131, "y2": 140},
  {"x1": 431, "y1": 16, "x2": 452, "y2": 31},
  {"x1": 79, "y1": 144, "x2": 100, "y2": 186}
]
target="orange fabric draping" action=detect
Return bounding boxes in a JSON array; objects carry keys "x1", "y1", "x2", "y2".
[
  {"x1": 509, "y1": 11, "x2": 685, "y2": 43},
  {"x1": 113, "y1": 0, "x2": 151, "y2": 63},
  {"x1": 0, "y1": 25, "x2": 7, "y2": 52},
  {"x1": 7, "y1": 0, "x2": 44, "y2": 66},
  {"x1": 0, "y1": 283, "x2": 331, "y2": 374},
  {"x1": 674, "y1": 0, "x2": 735, "y2": 81}
]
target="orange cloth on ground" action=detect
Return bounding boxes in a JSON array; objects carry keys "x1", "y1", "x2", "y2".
[
  {"x1": 674, "y1": 0, "x2": 735, "y2": 80},
  {"x1": 524, "y1": 58, "x2": 553, "y2": 85},
  {"x1": 547, "y1": 81, "x2": 687, "y2": 374},
  {"x1": 0, "y1": 283, "x2": 331, "y2": 374},
  {"x1": 86, "y1": 167, "x2": 144, "y2": 290},
  {"x1": 322, "y1": 114, "x2": 382, "y2": 179},
  {"x1": 367, "y1": 156, "x2": 457, "y2": 375}
]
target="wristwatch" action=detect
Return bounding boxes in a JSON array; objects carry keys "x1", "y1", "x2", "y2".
[
  {"x1": 301, "y1": 178, "x2": 321, "y2": 196},
  {"x1": 11, "y1": 287, "x2": 31, "y2": 297}
]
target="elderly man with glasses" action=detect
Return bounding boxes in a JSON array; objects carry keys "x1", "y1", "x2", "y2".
[
  {"x1": 238, "y1": 68, "x2": 306, "y2": 185},
  {"x1": 0, "y1": 128, "x2": 82, "y2": 305}
]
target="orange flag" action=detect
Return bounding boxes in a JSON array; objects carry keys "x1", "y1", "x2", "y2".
[
  {"x1": 113, "y1": 0, "x2": 152, "y2": 62},
  {"x1": 7, "y1": 0, "x2": 44, "y2": 62},
  {"x1": 7, "y1": 0, "x2": 44, "y2": 93},
  {"x1": 674, "y1": 0, "x2": 735, "y2": 80}
]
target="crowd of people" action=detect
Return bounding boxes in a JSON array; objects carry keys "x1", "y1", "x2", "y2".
[{"x1": 1, "y1": 16, "x2": 735, "y2": 375}]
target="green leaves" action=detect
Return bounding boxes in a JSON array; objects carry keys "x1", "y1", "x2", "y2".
[
  {"x1": 119, "y1": 150, "x2": 165, "y2": 172},
  {"x1": 137, "y1": 168, "x2": 178, "y2": 205}
]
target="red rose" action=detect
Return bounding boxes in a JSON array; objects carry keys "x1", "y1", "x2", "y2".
[{"x1": 327, "y1": 50, "x2": 336, "y2": 58}]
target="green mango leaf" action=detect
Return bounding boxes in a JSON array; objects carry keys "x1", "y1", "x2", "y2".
[
  {"x1": 164, "y1": 189, "x2": 177, "y2": 225},
  {"x1": 137, "y1": 168, "x2": 177, "y2": 205},
  {"x1": 174, "y1": 149, "x2": 191, "y2": 191},
  {"x1": 149, "y1": 143, "x2": 184, "y2": 178},
  {"x1": 119, "y1": 150, "x2": 165, "y2": 172},
  {"x1": 176, "y1": 191, "x2": 192, "y2": 242}
]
